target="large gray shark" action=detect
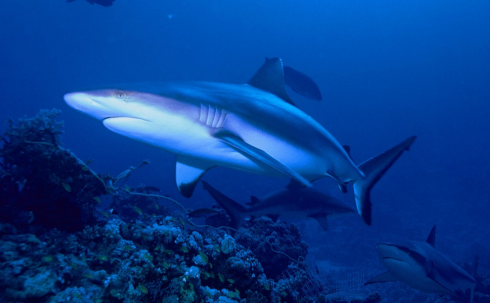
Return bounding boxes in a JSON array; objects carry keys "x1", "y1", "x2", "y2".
[
  {"x1": 64, "y1": 58, "x2": 415, "y2": 225},
  {"x1": 202, "y1": 180, "x2": 355, "y2": 231},
  {"x1": 365, "y1": 225, "x2": 476, "y2": 303}
]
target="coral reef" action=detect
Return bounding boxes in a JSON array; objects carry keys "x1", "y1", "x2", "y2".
[
  {"x1": 235, "y1": 216, "x2": 309, "y2": 279},
  {"x1": 0, "y1": 110, "x2": 398, "y2": 302},
  {"x1": 0, "y1": 109, "x2": 106, "y2": 232}
]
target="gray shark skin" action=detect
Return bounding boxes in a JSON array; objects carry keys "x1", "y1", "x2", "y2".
[
  {"x1": 202, "y1": 180, "x2": 355, "y2": 231},
  {"x1": 64, "y1": 58, "x2": 416, "y2": 225},
  {"x1": 365, "y1": 225, "x2": 476, "y2": 303}
]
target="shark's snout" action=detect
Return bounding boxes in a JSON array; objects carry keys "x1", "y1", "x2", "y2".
[
  {"x1": 64, "y1": 92, "x2": 103, "y2": 118},
  {"x1": 376, "y1": 243, "x2": 401, "y2": 259},
  {"x1": 64, "y1": 92, "x2": 85, "y2": 110},
  {"x1": 64, "y1": 91, "x2": 123, "y2": 120}
]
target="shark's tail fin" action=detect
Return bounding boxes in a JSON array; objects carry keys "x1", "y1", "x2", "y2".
[
  {"x1": 202, "y1": 181, "x2": 247, "y2": 230},
  {"x1": 353, "y1": 136, "x2": 416, "y2": 225}
]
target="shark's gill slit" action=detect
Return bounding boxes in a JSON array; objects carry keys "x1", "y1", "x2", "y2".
[
  {"x1": 216, "y1": 110, "x2": 227, "y2": 128},
  {"x1": 199, "y1": 103, "x2": 207, "y2": 123},
  {"x1": 211, "y1": 108, "x2": 219, "y2": 128},
  {"x1": 206, "y1": 104, "x2": 215, "y2": 126}
]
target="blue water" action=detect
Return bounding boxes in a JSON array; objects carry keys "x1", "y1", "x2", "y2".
[{"x1": 1, "y1": 0, "x2": 490, "y2": 290}]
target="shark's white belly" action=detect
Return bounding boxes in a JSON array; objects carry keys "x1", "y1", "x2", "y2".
[
  {"x1": 103, "y1": 111, "x2": 328, "y2": 179},
  {"x1": 382, "y1": 258, "x2": 450, "y2": 295}
]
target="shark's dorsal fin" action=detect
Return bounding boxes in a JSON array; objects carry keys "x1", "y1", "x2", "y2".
[
  {"x1": 248, "y1": 58, "x2": 295, "y2": 106},
  {"x1": 176, "y1": 156, "x2": 215, "y2": 198},
  {"x1": 426, "y1": 224, "x2": 437, "y2": 247}
]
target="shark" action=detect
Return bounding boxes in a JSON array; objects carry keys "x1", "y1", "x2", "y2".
[
  {"x1": 202, "y1": 180, "x2": 355, "y2": 231},
  {"x1": 64, "y1": 57, "x2": 415, "y2": 225},
  {"x1": 365, "y1": 225, "x2": 476, "y2": 303}
]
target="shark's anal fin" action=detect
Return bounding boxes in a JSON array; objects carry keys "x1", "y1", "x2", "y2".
[
  {"x1": 309, "y1": 214, "x2": 329, "y2": 231},
  {"x1": 214, "y1": 132, "x2": 312, "y2": 187},
  {"x1": 248, "y1": 58, "x2": 295, "y2": 106},
  {"x1": 426, "y1": 224, "x2": 437, "y2": 247},
  {"x1": 364, "y1": 271, "x2": 398, "y2": 285},
  {"x1": 176, "y1": 156, "x2": 215, "y2": 197}
]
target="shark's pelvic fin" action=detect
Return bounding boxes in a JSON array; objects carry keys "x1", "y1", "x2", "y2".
[
  {"x1": 309, "y1": 214, "x2": 329, "y2": 231},
  {"x1": 248, "y1": 57, "x2": 295, "y2": 106},
  {"x1": 353, "y1": 136, "x2": 416, "y2": 225},
  {"x1": 426, "y1": 224, "x2": 437, "y2": 247},
  {"x1": 176, "y1": 156, "x2": 215, "y2": 197},
  {"x1": 214, "y1": 132, "x2": 313, "y2": 187},
  {"x1": 364, "y1": 271, "x2": 398, "y2": 285}
]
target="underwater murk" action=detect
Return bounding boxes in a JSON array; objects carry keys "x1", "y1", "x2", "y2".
[{"x1": 1, "y1": 1, "x2": 490, "y2": 303}]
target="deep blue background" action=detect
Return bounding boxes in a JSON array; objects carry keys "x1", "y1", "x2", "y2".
[{"x1": 1, "y1": 0, "x2": 489, "y2": 278}]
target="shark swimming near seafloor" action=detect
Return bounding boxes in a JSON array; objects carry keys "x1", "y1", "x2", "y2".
[
  {"x1": 64, "y1": 57, "x2": 415, "y2": 225},
  {"x1": 365, "y1": 225, "x2": 476, "y2": 303},
  {"x1": 202, "y1": 180, "x2": 355, "y2": 231}
]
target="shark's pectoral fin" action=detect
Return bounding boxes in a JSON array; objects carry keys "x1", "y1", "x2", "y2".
[
  {"x1": 309, "y1": 214, "x2": 329, "y2": 231},
  {"x1": 176, "y1": 156, "x2": 215, "y2": 197},
  {"x1": 364, "y1": 271, "x2": 398, "y2": 286},
  {"x1": 214, "y1": 132, "x2": 312, "y2": 187},
  {"x1": 429, "y1": 270, "x2": 474, "y2": 303}
]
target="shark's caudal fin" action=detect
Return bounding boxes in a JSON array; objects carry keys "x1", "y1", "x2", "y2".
[
  {"x1": 353, "y1": 136, "x2": 416, "y2": 225},
  {"x1": 202, "y1": 181, "x2": 247, "y2": 229}
]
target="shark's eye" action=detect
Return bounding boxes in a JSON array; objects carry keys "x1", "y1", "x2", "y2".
[{"x1": 116, "y1": 91, "x2": 127, "y2": 99}]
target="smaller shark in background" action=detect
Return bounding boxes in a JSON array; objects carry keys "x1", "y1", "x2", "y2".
[
  {"x1": 365, "y1": 225, "x2": 476, "y2": 303},
  {"x1": 202, "y1": 180, "x2": 355, "y2": 231},
  {"x1": 67, "y1": 0, "x2": 115, "y2": 7},
  {"x1": 265, "y1": 57, "x2": 322, "y2": 101},
  {"x1": 283, "y1": 65, "x2": 322, "y2": 101}
]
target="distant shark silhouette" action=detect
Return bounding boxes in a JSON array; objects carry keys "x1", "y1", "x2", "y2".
[
  {"x1": 265, "y1": 57, "x2": 322, "y2": 101},
  {"x1": 202, "y1": 180, "x2": 355, "y2": 230},
  {"x1": 64, "y1": 57, "x2": 415, "y2": 225},
  {"x1": 66, "y1": 0, "x2": 115, "y2": 7},
  {"x1": 365, "y1": 225, "x2": 476, "y2": 303}
]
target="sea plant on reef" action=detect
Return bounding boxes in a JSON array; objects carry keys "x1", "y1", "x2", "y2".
[{"x1": 0, "y1": 109, "x2": 106, "y2": 232}]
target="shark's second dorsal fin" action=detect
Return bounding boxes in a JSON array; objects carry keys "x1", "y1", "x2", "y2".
[
  {"x1": 343, "y1": 145, "x2": 355, "y2": 162},
  {"x1": 248, "y1": 58, "x2": 295, "y2": 106},
  {"x1": 426, "y1": 224, "x2": 437, "y2": 247}
]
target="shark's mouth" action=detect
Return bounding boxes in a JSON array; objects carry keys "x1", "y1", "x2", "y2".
[
  {"x1": 103, "y1": 116, "x2": 148, "y2": 122},
  {"x1": 382, "y1": 257, "x2": 409, "y2": 264}
]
